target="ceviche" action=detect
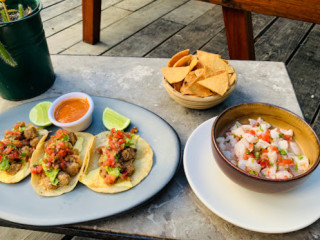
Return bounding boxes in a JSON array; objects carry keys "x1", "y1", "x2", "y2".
[{"x1": 217, "y1": 117, "x2": 309, "y2": 179}]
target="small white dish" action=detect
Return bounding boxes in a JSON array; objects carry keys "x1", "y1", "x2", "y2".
[
  {"x1": 184, "y1": 117, "x2": 320, "y2": 233},
  {"x1": 48, "y1": 92, "x2": 94, "y2": 132}
]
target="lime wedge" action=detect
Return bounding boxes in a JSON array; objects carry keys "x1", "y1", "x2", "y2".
[
  {"x1": 29, "y1": 101, "x2": 52, "y2": 127},
  {"x1": 102, "y1": 107, "x2": 130, "y2": 130}
]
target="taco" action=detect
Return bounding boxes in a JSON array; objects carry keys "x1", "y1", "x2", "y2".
[
  {"x1": 80, "y1": 128, "x2": 153, "y2": 193},
  {"x1": 30, "y1": 129, "x2": 94, "y2": 196},
  {"x1": 0, "y1": 122, "x2": 48, "y2": 184}
]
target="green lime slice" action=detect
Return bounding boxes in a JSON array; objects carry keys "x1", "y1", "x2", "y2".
[
  {"x1": 102, "y1": 107, "x2": 130, "y2": 130},
  {"x1": 29, "y1": 101, "x2": 52, "y2": 127}
]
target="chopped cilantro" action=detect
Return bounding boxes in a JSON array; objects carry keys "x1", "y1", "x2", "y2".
[
  {"x1": 279, "y1": 149, "x2": 287, "y2": 155},
  {"x1": 232, "y1": 133, "x2": 236, "y2": 139},
  {"x1": 0, "y1": 156, "x2": 10, "y2": 170},
  {"x1": 245, "y1": 149, "x2": 250, "y2": 154},
  {"x1": 62, "y1": 134, "x2": 70, "y2": 142},
  {"x1": 226, "y1": 140, "x2": 230, "y2": 143},
  {"x1": 259, "y1": 125, "x2": 264, "y2": 132},
  {"x1": 298, "y1": 155, "x2": 303, "y2": 160},
  {"x1": 254, "y1": 152, "x2": 260, "y2": 159},
  {"x1": 270, "y1": 162, "x2": 274, "y2": 166},
  {"x1": 279, "y1": 133, "x2": 284, "y2": 138},
  {"x1": 249, "y1": 170, "x2": 258, "y2": 175},
  {"x1": 105, "y1": 166, "x2": 121, "y2": 177}
]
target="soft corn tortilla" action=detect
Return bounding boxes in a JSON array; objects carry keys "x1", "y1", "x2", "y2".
[
  {"x1": 80, "y1": 131, "x2": 153, "y2": 193},
  {"x1": 0, "y1": 128, "x2": 48, "y2": 184},
  {"x1": 31, "y1": 132, "x2": 94, "y2": 197}
]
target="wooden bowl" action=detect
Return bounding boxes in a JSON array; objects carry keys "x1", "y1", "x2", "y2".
[
  {"x1": 162, "y1": 77, "x2": 237, "y2": 110},
  {"x1": 211, "y1": 103, "x2": 320, "y2": 193}
]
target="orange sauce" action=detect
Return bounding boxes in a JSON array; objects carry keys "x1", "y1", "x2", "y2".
[{"x1": 55, "y1": 98, "x2": 90, "y2": 123}]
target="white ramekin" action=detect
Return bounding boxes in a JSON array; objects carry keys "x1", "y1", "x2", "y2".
[{"x1": 48, "y1": 92, "x2": 94, "y2": 132}]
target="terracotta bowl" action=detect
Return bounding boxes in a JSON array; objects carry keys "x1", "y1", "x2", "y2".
[
  {"x1": 162, "y1": 77, "x2": 237, "y2": 110},
  {"x1": 211, "y1": 103, "x2": 320, "y2": 193}
]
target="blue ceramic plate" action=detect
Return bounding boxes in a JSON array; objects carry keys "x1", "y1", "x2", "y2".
[{"x1": 0, "y1": 96, "x2": 181, "y2": 226}]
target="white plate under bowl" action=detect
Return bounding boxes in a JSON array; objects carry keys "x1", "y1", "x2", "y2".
[{"x1": 184, "y1": 117, "x2": 320, "y2": 234}]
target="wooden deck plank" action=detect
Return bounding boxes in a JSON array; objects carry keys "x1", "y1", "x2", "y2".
[
  {"x1": 62, "y1": 0, "x2": 189, "y2": 55},
  {"x1": 255, "y1": 18, "x2": 312, "y2": 62},
  {"x1": 115, "y1": 0, "x2": 154, "y2": 11},
  {"x1": 287, "y1": 24, "x2": 320, "y2": 123},
  {"x1": 40, "y1": 0, "x2": 81, "y2": 22},
  {"x1": 43, "y1": 0, "x2": 124, "y2": 38},
  {"x1": 41, "y1": 0, "x2": 64, "y2": 9},
  {"x1": 43, "y1": 6, "x2": 82, "y2": 37},
  {"x1": 146, "y1": 6, "x2": 223, "y2": 58},
  {"x1": 162, "y1": 0, "x2": 214, "y2": 25},
  {"x1": 103, "y1": 18, "x2": 184, "y2": 57},
  {"x1": 48, "y1": 6, "x2": 131, "y2": 54},
  {"x1": 0, "y1": 226, "x2": 64, "y2": 240},
  {"x1": 201, "y1": 13, "x2": 275, "y2": 58}
]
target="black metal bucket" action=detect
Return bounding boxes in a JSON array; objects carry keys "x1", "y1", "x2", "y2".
[{"x1": 0, "y1": 0, "x2": 55, "y2": 100}]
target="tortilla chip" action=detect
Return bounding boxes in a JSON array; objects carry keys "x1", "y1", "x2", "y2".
[
  {"x1": 194, "y1": 68, "x2": 204, "y2": 77},
  {"x1": 161, "y1": 67, "x2": 190, "y2": 84},
  {"x1": 181, "y1": 72, "x2": 213, "y2": 97},
  {"x1": 0, "y1": 128, "x2": 48, "y2": 184},
  {"x1": 227, "y1": 65, "x2": 235, "y2": 74},
  {"x1": 80, "y1": 132, "x2": 153, "y2": 193},
  {"x1": 180, "y1": 72, "x2": 198, "y2": 94},
  {"x1": 229, "y1": 72, "x2": 237, "y2": 85},
  {"x1": 172, "y1": 81, "x2": 183, "y2": 91},
  {"x1": 198, "y1": 71, "x2": 229, "y2": 96},
  {"x1": 188, "y1": 80, "x2": 214, "y2": 97},
  {"x1": 31, "y1": 132, "x2": 94, "y2": 197},
  {"x1": 173, "y1": 55, "x2": 193, "y2": 67},
  {"x1": 189, "y1": 56, "x2": 198, "y2": 71},
  {"x1": 167, "y1": 49, "x2": 190, "y2": 67},
  {"x1": 197, "y1": 50, "x2": 233, "y2": 73}
]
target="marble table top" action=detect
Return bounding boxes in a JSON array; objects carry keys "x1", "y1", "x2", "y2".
[{"x1": 1, "y1": 55, "x2": 316, "y2": 240}]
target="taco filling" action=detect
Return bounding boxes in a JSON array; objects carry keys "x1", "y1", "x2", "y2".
[
  {"x1": 31, "y1": 129, "x2": 83, "y2": 190},
  {"x1": 0, "y1": 122, "x2": 48, "y2": 183},
  {"x1": 80, "y1": 127, "x2": 153, "y2": 193},
  {"x1": 97, "y1": 128, "x2": 139, "y2": 185}
]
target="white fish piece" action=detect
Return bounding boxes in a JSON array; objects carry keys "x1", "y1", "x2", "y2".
[
  {"x1": 267, "y1": 150, "x2": 277, "y2": 164},
  {"x1": 222, "y1": 151, "x2": 232, "y2": 160},
  {"x1": 261, "y1": 165, "x2": 276, "y2": 179},
  {"x1": 216, "y1": 137, "x2": 225, "y2": 143},
  {"x1": 238, "y1": 159, "x2": 247, "y2": 170},
  {"x1": 252, "y1": 126, "x2": 263, "y2": 136},
  {"x1": 219, "y1": 141, "x2": 227, "y2": 151},
  {"x1": 278, "y1": 140, "x2": 289, "y2": 152},
  {"x1": 241, "y1": 125, "x2": 252, "y2": 131},
  {"x1": 230, "y1": 121, "x2": 242, "y2": 130},
  {"x1": 245, "y1": 157, "x2": 261, "y2": 173},
  {"x1": 276, "y1": 170, "x2": 293, "y2": 179},
  {"x1": 260, "y1": 123, "x2": 271, "y2": 132},
  {"x1": 234, "y1": 138, "x2": 249, "y2": 159},
  {"x1": 280, "y1": 128, "x2": 293, "y2": 136},
  {"x1": 289, "y1": 142, "x2": 301, "y2": 155},
  {"x1": 249, "y1": 119, "x2": 257, "y2": 126},
  {"x1": 226, "y1": 135, "x2": 237, "y2": 146},
  {"x1": 293, "y1": 155, "x2": 309, "y2": 172},
  {"x1": 256, "y1": 139, "x2": 270, "y2": 149},
  {"x1": 270, "y1": 128, "x2": 280, "y2": 143},
  {"x1": 242, "y1": 133, "x2": 258, "y2": 143},
  {"x1": 232, "y1": 127, "x2": 245, "y2": 137}
]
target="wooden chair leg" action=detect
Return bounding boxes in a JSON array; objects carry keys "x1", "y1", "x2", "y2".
[
  {"x1": 222, "y1": 7, "x2": 255, "y2": 60},
  {"x1": 82, "y1": 0, "x2": 101, "y2": 44}
]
